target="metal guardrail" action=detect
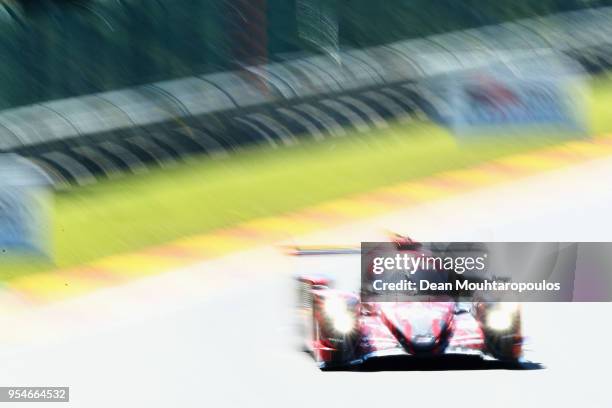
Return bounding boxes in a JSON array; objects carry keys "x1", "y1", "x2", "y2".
[{"x1": 2, "y1": 7, "x2": 612, "y2": 187}]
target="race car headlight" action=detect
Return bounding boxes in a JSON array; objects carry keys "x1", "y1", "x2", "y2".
[
  {"x1": 324, "y1": 296, "x2": 355, "y2": 334},
  {"x1": 486, "y1": 303, "x2": 518, "y2": 331},
  {"x1": 486, "y1": 310, "x2": 513, "y2": 331}
]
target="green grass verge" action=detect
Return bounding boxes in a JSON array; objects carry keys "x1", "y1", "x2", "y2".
[
  {"x1": 2, "y1": 73, "x2": 612, "y2": 281},
  {"x1": 588, "y1": 72, "x2": 612, "y2": 135}
]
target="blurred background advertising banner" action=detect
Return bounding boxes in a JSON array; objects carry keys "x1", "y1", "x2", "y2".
[
  {"x1": 0, "y1": 155, "x2": 52, "y2": 258},
  {"x1": 428, "y1": 51, "x2": 589, "y2": 137}
]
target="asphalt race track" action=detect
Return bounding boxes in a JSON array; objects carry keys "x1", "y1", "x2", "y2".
[{"x1": 1, "y1": 157, "x2": 612, "y2": 407}]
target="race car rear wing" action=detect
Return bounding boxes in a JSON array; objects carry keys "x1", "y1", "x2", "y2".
[
  {"x1": 282, "y1": 245, "x2": 361, "y2": 256},
  {"x1": 283, "y1": 233, "x2": 423, "y2": 256}
]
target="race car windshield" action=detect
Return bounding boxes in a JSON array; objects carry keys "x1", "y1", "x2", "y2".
[
  {"x1": 406, "y1": 267, "x2": 450, "y2": 294},
  {"x1": 377, "y1": 262, "x2": 451, "y2": 295}
]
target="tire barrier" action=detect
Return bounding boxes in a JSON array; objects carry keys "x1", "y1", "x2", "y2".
[
  {"x1": 15, "y1": 81, "x2": 432, "y2": 188},
  {"x1": 3, "y1": 7, "x2": 612, "y2": 188}
]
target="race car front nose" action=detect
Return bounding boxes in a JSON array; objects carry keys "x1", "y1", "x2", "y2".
[{"x1": 411, "y1": 334, "x2": 436, "y2": 347}]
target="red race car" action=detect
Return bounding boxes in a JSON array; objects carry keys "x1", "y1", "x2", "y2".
[{"x1": 292, "y1": 236, "x2": 523, "y2": 370}]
